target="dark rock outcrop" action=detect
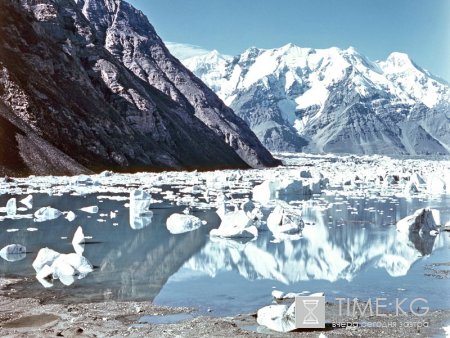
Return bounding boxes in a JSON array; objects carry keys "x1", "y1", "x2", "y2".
[{"x1": 0, "y1": 0, "x2": 279, "y2": 176}]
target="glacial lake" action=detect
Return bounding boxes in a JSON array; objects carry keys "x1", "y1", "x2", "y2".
[{"x1": 0, "y1": 189, "x2": 449, "y2": 317}]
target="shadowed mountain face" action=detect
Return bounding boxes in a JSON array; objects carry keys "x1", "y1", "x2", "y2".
[
  {"x1": 0, "y1": 0, "x2": 279, "y2": 176},
  {"x1": 74, "y1": 0, "x2": 279, "y2": 168}
]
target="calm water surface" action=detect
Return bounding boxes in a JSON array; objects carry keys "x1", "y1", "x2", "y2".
[{"x1": 0, "y1": 191, "x2": 449, "y2": 316}]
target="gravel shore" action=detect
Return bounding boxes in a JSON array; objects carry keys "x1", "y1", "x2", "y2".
[{"x1": 1, "y1": 278, "x2": 449, "y2": 337}]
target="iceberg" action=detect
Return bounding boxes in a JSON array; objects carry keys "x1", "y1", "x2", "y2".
[
  {"x1": 19, "y1": 195, "x2": 33, "y2": 209},
  {"x1": 5, "y1": 198, "x2": 17, "y2": 216},
  {"x1": 65, "y1": 211, "x2": 76, "y2": 222},
  {"x1": 396, "y1": 208, "x2": 438, "y2": 234},
  {"x1": 267, "y1": 204, "x2": 304, "y2": 236},
  {"x1": 80, "y1": 206, "x2": 99, "y2": 214},
  {"x1": 34, "y1": 207, "x2": 63, "y2": 222},
  {"x1": 129, "y1": 189, "x2": 154, "y2": 229},
  {"x1": 166, "y1": 213, "x2": 204, "y2": 234},
  {"x1": 72, "y1": 226, "x2": 85, "y2": 254},
  {"x1": 0, "y1": 244, "x2": 26, "y2": 262},
  {"x1": 32, "y1": 247, "x2": 61, "y2": 272}
]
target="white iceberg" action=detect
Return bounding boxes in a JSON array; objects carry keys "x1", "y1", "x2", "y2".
[
  {"x1": 80, "y1": 206, "x2": 99, "y2": 214},
  {"x1": 5, "y1": 198, "x2": 17, "y2": 216},
  {"x1": 129, "y1": 189, "x2": 153, "y2": 230},
  {"x1": 34, "y1": 207, "x2": 63, "y2": 222},
  {"x1": 253, "y1": 179, "x2": 311, "y2": 203},
  {"x1": 32, "y1": 247, "x2": 61, "y2": 272},
  {"x1": 0, "y1": 244, "x2": 26, "y2": 262},
  {"x1": 396, "y1": 208, "x2": 438, "y2": 234},
  {"x1": 19, "y1": 195, "x2": 33, "y2": 209},
  {"x1": 33, "y1": 247, "x2": 93, "y2": 287},
  {"x1": 72, "y1": 226, "x2": 85, "y2": 255},
  {"x1": 404, "y1": 181, "x2": 419, "y2": 195},
  {"x1": 427, "y1": 175, "x2": 446, "y2": 195},
  {"x1": 267, "y1": 205, "x2": 304, "y2": 236},
  {"x1": 65, "y1": 211, "x2": 76, "y2": 222},
  {"x1": 73, "y1": 175, "x2": 95, "y2": 186},
  {"x1": 166, "y1": 213, "x2": 203, "y2": 234}
]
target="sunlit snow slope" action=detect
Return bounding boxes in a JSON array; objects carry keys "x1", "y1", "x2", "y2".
[{"x1": 180, "y1": 44, "x2": 450, "y2": 155}]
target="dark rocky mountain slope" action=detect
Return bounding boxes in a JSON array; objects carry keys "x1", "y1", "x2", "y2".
[{"x1": 0, "y1": 0, "x2": 279, "y2": 176}]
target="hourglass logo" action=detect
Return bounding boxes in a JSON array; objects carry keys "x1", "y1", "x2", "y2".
[{"x1": 295, "y1": 296, "x2": 325, "y2": 328}]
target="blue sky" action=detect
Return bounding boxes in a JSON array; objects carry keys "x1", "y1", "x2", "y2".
[{"x1": 128, "y1": 0, "x2": 450, "y2": 81}]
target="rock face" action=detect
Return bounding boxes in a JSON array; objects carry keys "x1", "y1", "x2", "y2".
[
  {"x1": 182, "y1": 44, "x2": 450, "y2": 155},
  {"x1": 0, "y1": 0, "x2": 279, "y2": 176}
]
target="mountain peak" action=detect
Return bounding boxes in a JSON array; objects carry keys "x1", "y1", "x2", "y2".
[{"x1": 385, "y1": 52, "x2": 414, "y2": 68}]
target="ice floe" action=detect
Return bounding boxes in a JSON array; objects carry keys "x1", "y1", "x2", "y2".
[
  {"x1": 0, "y1": 244, "x2": 26, "y2": 262},
  {"x1": 34, "y1": 207, "x2": 63, "y2": 222},
  {"x1": 166, "y1": 213, "x2": 204, "y2": 234}
]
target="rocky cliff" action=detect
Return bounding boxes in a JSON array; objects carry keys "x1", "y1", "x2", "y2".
[{"x1": 0, "y1": 0, "x2": 279, "y2": 176}]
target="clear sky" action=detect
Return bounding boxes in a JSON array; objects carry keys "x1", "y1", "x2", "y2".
[{"x1": 128, "y1": 0, "x2": 450, "y2": 81}]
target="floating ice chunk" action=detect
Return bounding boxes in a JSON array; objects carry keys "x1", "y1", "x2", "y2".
[
  {"x1": 65, "y1": 211, "x2": 76, "y2": 222},
  {"x1": 0, "y1": 244, "x2": 26, "y2": 262},
  {"x1": 19, "y1": 195, "x2": 33, "y2": 209},
  {"x1": 110, "y1": 211, "x2": 117, "y2": 219},
  {"x1": 257, "y1": 302, "x2": 296, "y2": 333},
  {"x1": 27, "y1": 228, "x2": 38, "y2": 232},
  {"x1": 396, "y1": 208, "x2": 438, "y2": 234},
  {"x1": 51, "y1": 253, "x2": 93, "y2": 278},
  {"x1": 5, "y1": 198, "x2": 16, "y2": 216},
  {"x1": 80, "y1": 206, "x2": 98, "y2": 214},
  {"x1": 129, "y1": 190, "x2": 153, "y2": 229},
  {"x1": 252, "y1": 180, "x2": 279, "y2": 203},
  {"x1": 74, "y1": 175, "x2": 95, "y2": 186},
  {"x1": 410, "y1": 172, "x2": 425, "y2": 186},
  {"x1": 404, "y1": 181, "x2": 419, "y2": 195},
  {"x1": 32, "y1": 247, "x2": 61, "y2": 272},
  {"x1": 72, "y1": 226, "x2": 85, "y2": 255},
  {"x1": 130, "y1": 212, "x2": 153, "y2": 230},
  {"x1": 427, "y1": 175, "x2": 446, "y2": 194},
  {"x1": 52, "y1": 255, "x2": 76, "y2": 277},
  {"x1": 130, "y1": 190, "x2": 152, "y2": 215},
  {"x1": 267, "y1": 205, "x2": 304, "y2": 236},
  {"x1": 166, "y1": 213, "x2": 203, "y2": 234},
  {"x1": 253, "y1": 180, "x2": 311, "y2": 203},
  {"x1": 99, "y1": 170, "x2": 113, "y2": 177},
  {"x1": 34, "y1": 207, "x2": 63, "y2": 222}
]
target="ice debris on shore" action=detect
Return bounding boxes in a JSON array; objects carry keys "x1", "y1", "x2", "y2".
[{"x1": 33, "y1": 247, "x2": 93, "y2": 287}]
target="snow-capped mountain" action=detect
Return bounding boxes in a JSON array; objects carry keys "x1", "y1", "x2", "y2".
[{"x1": 181, "y1": 44, "x2": 450, "y2": 155}]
